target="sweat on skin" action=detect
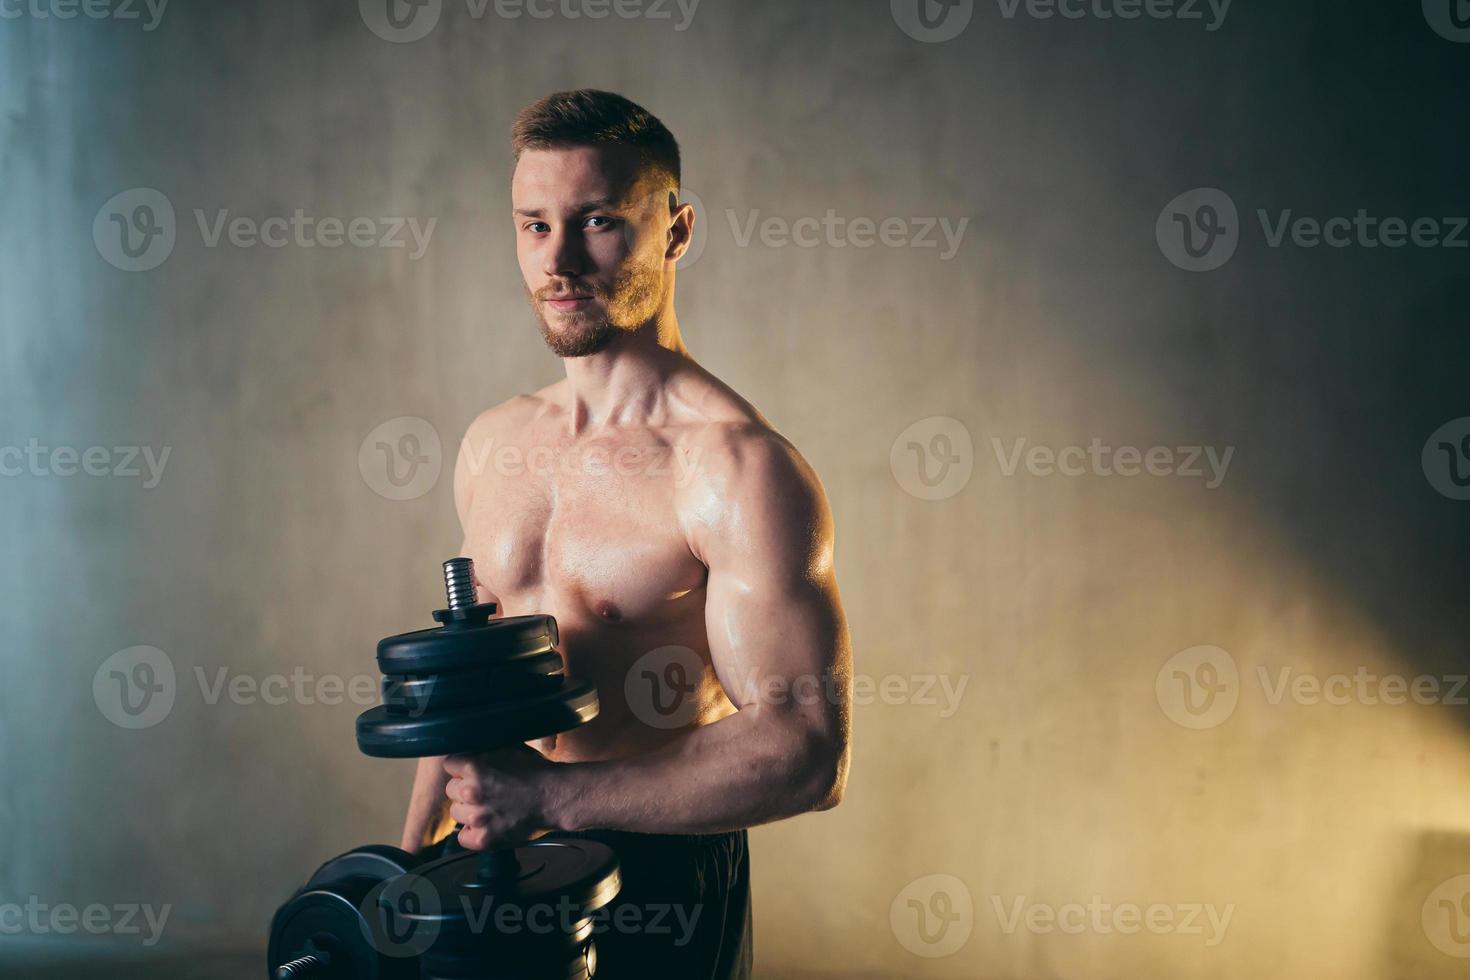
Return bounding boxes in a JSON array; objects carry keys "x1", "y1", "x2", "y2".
[
  {"x1": 456, "y1": 436, "x2": 706, "y2": 488},
  {"x1": 730, "y1": 669, "x2": 969, "y2": 720}
]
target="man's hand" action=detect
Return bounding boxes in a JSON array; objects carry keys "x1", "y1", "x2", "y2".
[{"x1": 443, "y1": 747, "x2": 558, "y2": 850}]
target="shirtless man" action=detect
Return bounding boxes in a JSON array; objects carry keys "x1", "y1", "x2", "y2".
[{"x1": 398, "y1": 89, "x2": 852, "y2": 979}]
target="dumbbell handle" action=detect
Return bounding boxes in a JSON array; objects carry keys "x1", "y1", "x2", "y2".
[
  {"x1": 274, "y1": 952, "x2": 328, "y2": 978},
  {"x1": 416, "y1": 560, "x2": 551, "y2": 884},
  {"x1": 444, "y1": 822, "x2": 523, "y2": 880},
  {"x1": 433, "y1": 561, "x2": 526, "y2": 881},
  {"x1": 481, "y1": 847, "x2": 521, "y2": 880}
]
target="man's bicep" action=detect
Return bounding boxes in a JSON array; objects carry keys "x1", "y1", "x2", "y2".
[
  {"x1": 704, "y1": 562, "x2": 845, "y2": 711},
  {"x1": 697, "y1": 436, "x2": 850, "y2": 713}
]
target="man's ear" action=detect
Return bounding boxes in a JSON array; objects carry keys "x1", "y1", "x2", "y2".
[{"x1": 667, "y1": 191, "x2": 696, "y2": 262}]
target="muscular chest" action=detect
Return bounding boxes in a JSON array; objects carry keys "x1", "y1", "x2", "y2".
[{"x1": 462, "y1": 440, "x2": 706, "y2": 622}]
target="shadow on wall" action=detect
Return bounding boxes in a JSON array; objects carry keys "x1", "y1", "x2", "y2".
[
  {"x1": 1054, "y1": 1, "x2": 1470, "y2": 723},
  {"x1": 1380, "y1": 830, "x2": 1470, "y2": 976}
]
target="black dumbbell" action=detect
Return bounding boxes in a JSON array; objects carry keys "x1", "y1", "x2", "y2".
[
  {"x1": 267, "y1": 845, "x2": 422, "y2": 979},
  {"x1": 356, "y1": 558, "x2": 598, "y2": 757},
  {"x1": 356, "y1": 558, "x2": 621, "y2": 980},
  {"x1": 268, "y1": 559, "x2": 621, "y2": 979}
]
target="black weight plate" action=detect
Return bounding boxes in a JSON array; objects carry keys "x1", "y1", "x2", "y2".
[
  {"x1": 420, "y1": 934, "x2": 596, "y2": 980},
  {"x1": 305, "y1": 845, "x2": 420, "y2": 891},
  {"x1": 390, "y1": 843, "x2": 617, "y2": 980},
  {"x1": 356, "y1": 678, "x2": 599, "y2": 758},
  {"x1": 382, "y1": 652, "x2": 565, "y2": 714},
  {"x1": 419, "y1": 940, "x2": 596, "y2": 980},
  {"x1": 377, "y1": 615, "x2": 559, "y2": 676},
  {"x1": 395, "y1": 840, "x2": 621, "y2": 929},
  {"x1": 269, "y1": 875, "x2": 418, "y2": 980}
]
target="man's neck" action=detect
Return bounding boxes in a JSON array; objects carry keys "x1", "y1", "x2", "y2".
[{"x1": 561, "y1": 312, "x2": 690, "y2": 431}]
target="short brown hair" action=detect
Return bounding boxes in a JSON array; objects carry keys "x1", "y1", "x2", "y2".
[{"x1": 511, "y1": 89, "x2": 681, "y2": 191}]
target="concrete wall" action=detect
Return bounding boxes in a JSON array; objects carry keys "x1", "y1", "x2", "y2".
[{"x1": 2, "y1": 1, "x2": 1468, "y2": 976}]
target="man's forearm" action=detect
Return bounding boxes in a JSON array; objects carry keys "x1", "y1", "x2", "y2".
[{"x1": 542, "y1": 703, "x2": 847, "y2": 836}]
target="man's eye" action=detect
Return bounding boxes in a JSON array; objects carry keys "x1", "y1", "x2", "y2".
[
  {"x1": 527, "y1": 222, "x2": 550, "y2": 234},
  {"x1": 585, "y1": 216, "x2": 613, "y2": 229}
]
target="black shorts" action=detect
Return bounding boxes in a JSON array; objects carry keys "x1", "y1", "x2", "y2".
[{"x1": 420, "y1": 828, "x2": 753, "y2": 979}]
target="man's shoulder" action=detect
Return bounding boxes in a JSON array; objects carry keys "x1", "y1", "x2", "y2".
[
  {"x1": 461, "y1": 384, "x2": 566, "y2": 446},
  {"x1": 678, "y1": 415, "x2": 833, "y2": 568},
  {"x1": 680, "y1": 419, "x2": 826, "y2": 533},
  {"x1": 668, "y1": 369, "x2": 818, "y2": 495},
  {"x1": 684, "y1": 417, "x2": 801, "y2": 475}
]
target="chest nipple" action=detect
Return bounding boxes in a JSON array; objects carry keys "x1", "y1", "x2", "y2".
[{"x1": 594, "y1": 600, "x2": 622, "y2": 623}]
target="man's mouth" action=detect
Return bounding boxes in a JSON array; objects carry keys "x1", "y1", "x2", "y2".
[{"x1": 545, "y1": 295, "x2": 595, "y2": 312}]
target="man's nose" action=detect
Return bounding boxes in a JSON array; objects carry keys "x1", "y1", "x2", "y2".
[{"x1": 543, "y1": 227, "x2": 587, "y2": 279}]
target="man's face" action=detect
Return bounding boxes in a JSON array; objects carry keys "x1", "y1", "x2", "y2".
[{"x1": 512, "y1": 144, "x2": 676, "y2": 358}]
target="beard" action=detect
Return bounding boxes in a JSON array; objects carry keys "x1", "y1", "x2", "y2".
[{"x1": 530, "y1": 261, "x2": 663, "y2": 358}]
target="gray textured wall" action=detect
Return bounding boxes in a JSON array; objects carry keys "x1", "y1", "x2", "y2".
[{"x1": 2, "y1": 1, "x2": 1469, "y2": 977}]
